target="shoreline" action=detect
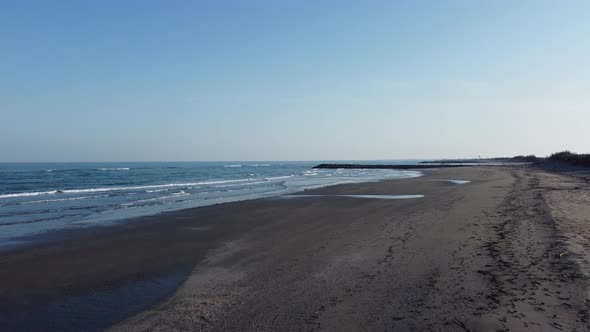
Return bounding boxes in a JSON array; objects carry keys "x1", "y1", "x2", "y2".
[
  {"x1": 0, "y1": 169, "x2": 432, "y2": 330},
  {"x1": 0, "y1": 166, "x2": 424, "y2": 252},
  {"x1": 313, "y1": 163, "x2": 472, "y2": 169},
  {"x1": 1, "y1": 166, "x2": 589, "y2": 330}
]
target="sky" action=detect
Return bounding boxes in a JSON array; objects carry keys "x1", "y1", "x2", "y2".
[{"x1": 1, "y1": 0, "x2": 589, "y2": 162}]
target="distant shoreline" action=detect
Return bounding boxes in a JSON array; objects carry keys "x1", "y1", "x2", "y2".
[
  {"x1": 314, "y1": 163, "x2": 471, "y2": 169},
  {"x1": 312, "y1": 162, "x2": 518, "y2": 169}
]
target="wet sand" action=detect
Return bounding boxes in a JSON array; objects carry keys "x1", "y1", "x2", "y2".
[{"x1": 1, "y1": 167, "x2": 589, "y2": 331}]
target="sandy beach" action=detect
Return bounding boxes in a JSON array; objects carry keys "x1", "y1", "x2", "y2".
[{"x1": 1, "y1": 166, "x2": 589, "y2": 331}]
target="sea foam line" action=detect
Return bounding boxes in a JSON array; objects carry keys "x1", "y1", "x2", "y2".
[
  {"x1": 0, "y1": 190, "x2": 60, "y2": 199},
  {"x1": 18, "y1": 195, "x2": 110, "y2": 205},
  {"x1": 0, "y1": 179, "x2": 256, "y2": 199},
  {"x1": 265, "y1": 175, "x2": 294, "y2": 180},
  {"x1": 214, "y1": 181, "x2": 270, "y2": 188}
]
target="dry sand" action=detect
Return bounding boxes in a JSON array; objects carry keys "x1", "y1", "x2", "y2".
[{"x1": 1, "y1": 166, "x2": 589, "y2": 331}]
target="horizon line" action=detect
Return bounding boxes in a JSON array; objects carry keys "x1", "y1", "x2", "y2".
[{"x1": 0, "y1": 157, "x2": 512, "y2": 164}]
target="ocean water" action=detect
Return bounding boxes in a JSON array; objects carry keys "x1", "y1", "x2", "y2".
[{"x1": 0, "y1": 161, "x2": 421, "y2": 248}]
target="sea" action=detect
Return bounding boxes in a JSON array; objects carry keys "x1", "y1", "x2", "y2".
[{"x1": 0, "y1": 161, "x2": 422, "y2": 248}]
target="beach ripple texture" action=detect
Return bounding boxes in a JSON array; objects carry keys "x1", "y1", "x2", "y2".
[{"x1": 0, "y1": 161, "x2": 420, "y2": 248}]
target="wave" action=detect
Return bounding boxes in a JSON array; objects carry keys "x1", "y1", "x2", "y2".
[
  {"x1": 145, "y1": 186, "x2": 197, "y2": 193},
  {"x1": 303, "y1": 170, "x2": 319, "y2": 176},
  {"x1": 0, "y1": 179, "x2": 255, "y2": 199},
  {"x1": 214, "y1": 181, "x2": 269, "y2": 188},
  {"x1": 18, "y1": 195, "x2": 110, "y2": 205},
  {"x1": 251, "y1": 164, "x2": 270, "y2": 167},
  {"x1": 224, "y1": 164, "x2": 242, "y2": 168},
  {"x1": 97, "y1": 168, "x2": 130, "y2": 171},
  {"x1": 265, "y1": 175, "x2": 294, "y2": 181},
  {"x1": 146, "y1": 189, "x2": 167, "y2": 193},
  {"x1": 0, "y1": 190, "x2": 59, "y2": 199}
]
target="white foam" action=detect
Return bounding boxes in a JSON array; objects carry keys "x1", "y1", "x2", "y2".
[
  {"x1": 97, "y1": 168, "x2": 130, "y2": 171},
  {"x1": 19, "y1": 195, "x2": 110, "y2": 204},
  {"x1": 224, "y1": 165, "x2": 242, "y2": 168},
  {"x1": 265, "y1": 175, "x2": 294, "y2": 181},
  {"x1": 214, "y1": 181, "x2": 269, "y2": 188},
  {"x1": 63, "y1": 180, "x2": 250, "y2": 193},
  {"x1": 0, "y1": 179, "x2": 255, "y2": 199},
  {"x1": 0, "y1": 190, "x2": 59, "y2": 199},
  {"x1": 145, "y1": 189, "x2": 169, "y2": 193}
]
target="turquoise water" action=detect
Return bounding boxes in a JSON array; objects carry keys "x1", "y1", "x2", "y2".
[{"x1": 0, "y1": 161, "x2": 421, "y2": 247}]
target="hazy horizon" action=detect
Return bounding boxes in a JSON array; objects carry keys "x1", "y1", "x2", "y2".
[
  {"x1": 0, "y1": 155, "x2": 561, "y2": 164},
  {"x1": 2, "y1": 1, "x2": 589, "y2": 162}
]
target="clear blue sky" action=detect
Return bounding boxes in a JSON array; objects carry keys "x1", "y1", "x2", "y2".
[{"x1": 1, "y1": 0, "x2": 589, "y2": 161}]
